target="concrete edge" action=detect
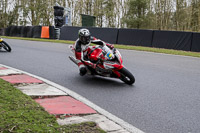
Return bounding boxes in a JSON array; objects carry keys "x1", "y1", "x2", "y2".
[{"x1": 0, "y1": 64, "x2": 144, "y2": 133}]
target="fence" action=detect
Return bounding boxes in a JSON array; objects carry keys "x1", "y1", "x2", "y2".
[
  {"x1": 2, "y1": 26, "x2": 55, "y2": 39},
  {"x1": 1, "y1": 26, "x2": 200, "y2": 52}
]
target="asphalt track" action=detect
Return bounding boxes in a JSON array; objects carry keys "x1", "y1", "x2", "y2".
[{"x1": 1, "y1": 39, "x2": 200, "y2": 133}]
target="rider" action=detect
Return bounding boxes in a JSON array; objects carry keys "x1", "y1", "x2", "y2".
[{"x1": 74, "y1": 28, "x2": 114, "y2": 76}]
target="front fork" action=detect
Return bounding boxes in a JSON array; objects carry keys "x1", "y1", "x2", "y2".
[{"x1": 112, "y1": 65, "x2": 124, "y2": 78}]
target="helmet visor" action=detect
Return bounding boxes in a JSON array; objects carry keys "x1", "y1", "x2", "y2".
[{"x1": 80, "y1": 36, "x2": 90, "y2": 44}]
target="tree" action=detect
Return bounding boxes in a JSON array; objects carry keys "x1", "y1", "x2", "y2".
[
  {"x1": 104, "y1": 0, "x2": 116, "y2": 27},
  {"x1": 0, "y1": 0, "x2": 20, "y2": 28},
  {"x1": 93, "y1": 0, "x2": 105, "y2": 27},
  {"x1": 191, "y1": 0, "x2": 199, "y2": 31},
  {"x1": 123, "y1": 0, "x2": 149, "y2": 29},
  {"x1": 116, "y1": 0, "x2": 129, "y2": 28},
  {"x1": 174, "y1": 0, "x2": 188, "y2": 31},
  {"x1": 1, "y1": 0, "x2": 200, "y2": 32}
]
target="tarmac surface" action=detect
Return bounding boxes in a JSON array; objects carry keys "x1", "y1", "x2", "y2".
[{"x1": 1, "y1": 39, "x2": 200, "y2": 133}]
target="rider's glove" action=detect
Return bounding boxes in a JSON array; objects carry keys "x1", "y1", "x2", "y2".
[{"x1": 106, "y1": 44, "x2": 114, "y2": 49}]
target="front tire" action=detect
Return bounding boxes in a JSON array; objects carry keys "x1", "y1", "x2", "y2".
[
  {"x1": 119, "y1": 67, "x2": 135, "y2": 85},
  {"x1": 1, "y1": 41, "x2": 11, "y2": 52}
]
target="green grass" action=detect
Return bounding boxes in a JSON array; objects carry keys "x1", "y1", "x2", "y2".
[
  {"x1": 114, "y1": 44, "x2": 200, "y2": 58},
  {"x1": 1, "y1": 36, "x2": 74, "y2": 44},
  {"x1": 0, "y1": 79, "x2": 105, "y2": 133},
  {"x1": 2, "y1": 36, "x2": 200, "y2": 58}
]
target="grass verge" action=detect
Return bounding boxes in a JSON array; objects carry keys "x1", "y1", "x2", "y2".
[
  {"x1": 0, "y1": 79, "x2": 105, "y2": 133},
  {"x1": 2, "y1": 36, "x2": 200, "y2": 58}
]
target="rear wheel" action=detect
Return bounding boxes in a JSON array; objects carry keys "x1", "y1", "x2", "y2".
[
  {"x1": 119, "y1": 67, "x2": 135, "y2": 85},
  {"x1": 1, "y1": 41, "x2": 11, "y2": 52}
]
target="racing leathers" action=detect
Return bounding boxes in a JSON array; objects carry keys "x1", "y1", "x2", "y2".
[{"x1": 74, "y1": 36, "x2": 114, "y2": 76}]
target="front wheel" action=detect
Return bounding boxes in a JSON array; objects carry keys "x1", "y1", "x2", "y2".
[
  {"x1": 1, "y1": 41, "x2": 12, "y2": 52},
  {"x1": 119, "y1": 67, "x2": 135, "y2": 85}
]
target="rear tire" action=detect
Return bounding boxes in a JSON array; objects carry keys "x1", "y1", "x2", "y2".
[
  {"x1": 1, "y1": 41, "x2": 11, "y2": 52},
  {"x1": 119, "y1": 67, "x2": 135, "y2": 85}
]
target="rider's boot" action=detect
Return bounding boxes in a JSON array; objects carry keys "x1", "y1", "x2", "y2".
[{"x1": 79, "y1": 66, "x2": 87, "y2": 76}]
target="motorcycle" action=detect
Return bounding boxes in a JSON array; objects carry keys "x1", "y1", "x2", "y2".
[
  {"x1": 69, "y1": 44, "x2": 135, "y2": 85},
  {"x1": 0, "y1": 38, "x2": 12, "y2": 52}
]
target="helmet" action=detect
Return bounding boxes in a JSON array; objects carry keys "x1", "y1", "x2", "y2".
[{"x1": 78, "y1": 28, "x2": 91, "y2": 45}]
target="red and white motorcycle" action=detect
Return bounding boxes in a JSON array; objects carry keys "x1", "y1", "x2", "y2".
[{"x1": 69, "y1": 44, "x2": 135, "y2": 85}]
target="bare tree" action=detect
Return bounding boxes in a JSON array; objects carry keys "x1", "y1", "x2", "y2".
[{"x1": 1, "y1": 0, "x2": 200, "y2": 32}]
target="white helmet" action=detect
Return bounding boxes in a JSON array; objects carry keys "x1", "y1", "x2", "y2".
[{"x1": 78, "y1": 28, "x2": 91, "y2": 45}]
